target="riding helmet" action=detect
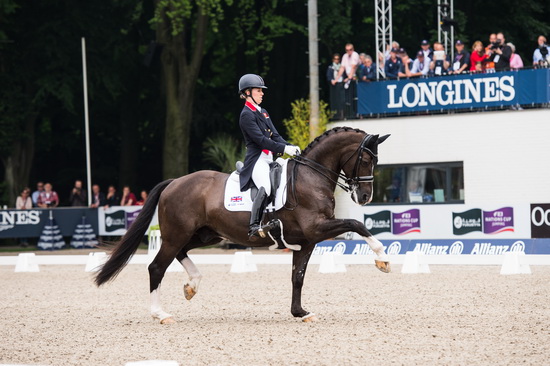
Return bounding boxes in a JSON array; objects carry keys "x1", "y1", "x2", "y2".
[{"x1": 238, "y1": 74, "x2": 268, "y2": 94}]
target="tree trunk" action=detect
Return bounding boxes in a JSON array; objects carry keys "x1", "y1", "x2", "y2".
[{"x1": 157, "y1": 3, "x2": 209, "y2": 179}]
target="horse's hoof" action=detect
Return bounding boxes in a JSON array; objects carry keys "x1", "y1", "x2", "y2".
[
  {"x1": 375, "y1": 260, "x2": 391, "y2": 273},
  {"x1": 183, "y1": 284, "x2": 196, "y2": 301},
  {"x1": 160, "y1": 317, "x2": 176, "y2": 325},
  {"x1": 302, "y1": 313, "x2": 317, "y2": 322}
]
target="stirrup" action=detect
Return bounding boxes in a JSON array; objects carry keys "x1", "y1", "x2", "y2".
[{"x1": 248, "y1": 224, "x2": 266, "y2": 241}]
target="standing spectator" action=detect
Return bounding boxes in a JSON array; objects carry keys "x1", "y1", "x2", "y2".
[
  {"x1": 508, "y1": 43, "x2": 523, "y2": 69},
  {"x1": 533, "y1": 35, "x2": 550, "y2": 66},
  {"x1": 430, "y1": 42, "x2": 450, "y2": 76},
  {"x1": 485, "y1": 33, "x2": 497, "y2": 72},
  {"x1": 397, "y1": 48, "x2": 413, "y2": 77},
  {"x1": 31, "y1": 181, "x2": 44, "y2": 207},
  {"x1": 409, "y1": 51, "x2": 431, "y2": 77},
  {"x1": 450, "y1": 40, "x2": 470, "y2": 74},
  {"x1": 327, "y1": 53, "x2": 345, "y2": 120},
  {"x1": 120, "y1": 185, "x2": 137, "y2": 206},
  {"x1": 90, "y1": 184, "x2": 107, "y2": 208},
  {"x1": 359, "y1": 55, "x2": 376, "y2": 82},
  {"x1": 136, "y1": 190, "x2": 148, "y2": 206},
  {"x1": 384, "y1": 47, "x2": 402, "y2": 79},
  {"x1": 419, "y1": 40, "x2": 434, "y2": 60},
  {"x1": 104, "y1": 185, "x2": 120, "y2": 208},
  {"x1": 16, "y1": 187, "x2": 32, "y2": 209},
  {"x1": 385, "y1": 41, "x2": 400, "y2": 60},
  {"x1": 69, "y1": 179, "x2": 87, "y2": 207},
  {"x1": 487, "y1": 32, "x2": 512, "y2": 71},
  {"x1": 37, "y1": 183, "x2": 59, "y2": 208},
  {"x1": 336, "y1": 43, "x2": 360, "y2": 119},
  {"x1": 470, "y1": 41, "x2": 488, "y2": 72}
]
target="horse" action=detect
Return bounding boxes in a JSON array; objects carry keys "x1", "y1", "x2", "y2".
[{"x1": 95, "y1": 127, "x2": 391, "y2": 323}]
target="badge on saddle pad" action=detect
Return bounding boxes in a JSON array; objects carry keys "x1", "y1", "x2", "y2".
[{"x1": 224, "y1": 158, "x2": 289, "y2": 212}]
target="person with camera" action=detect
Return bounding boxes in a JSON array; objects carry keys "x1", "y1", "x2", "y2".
[
  {"x1": 429, "y1": 42, "x2": 450, "y2": 76},
  {"x1": 37, "y1": 183, "x2": 59, "y2": 208},
  {"x1": 487, "y1": 32, "x2": 512, "y2": 72},
  {"x1": 533, "y1": 35, "x2": 550, "y2": 66},
  {"x1": 69, "y1": 179, "x2": 87, "y2": 206}
]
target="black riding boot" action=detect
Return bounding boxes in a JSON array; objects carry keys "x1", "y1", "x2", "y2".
[{"x1": 248, "y1": 187, "x2": 269, "y2": 241}]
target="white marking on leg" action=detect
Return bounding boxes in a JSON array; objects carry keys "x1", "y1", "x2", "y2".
[
  {"x1": 364, "y1": 236, "x2": 389, "y2": 262},
  {"x1": 150, "y1": 286, "x2": 172, "y2": 321},
  {"x1": 182, "y1": 257, "x2": 202, "y2": 293}
]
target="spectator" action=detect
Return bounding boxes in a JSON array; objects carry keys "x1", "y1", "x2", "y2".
[
  {"x1": 419, "y1": 39, "x2": 434, "y2": 60},
  {"x1": 16, "y1": 187, "x2": 32, "y2": 209},
  {"x1": 336, "y1": 43, "x2": 360, "y2": 85},
  {"x1": 409, "y1": 51, "x2": 431, "y2": 77},
  {"x1": 359, "y1": 55, "x2": 376, "y2": 82},
  {"x1": 120, "y1": 185, "x2": 137, "y2": 206},
  {"x1": 385, "y1": 41, "x2": 400, "y2": 60},
  {"x1": 69, "y1": 179, "x2": 87, "y2": 207},
  {"x1": 487, "y1": 32, "x2": 512, "y2": 71},
  {"x1": 384, "y1": 47, "x2": 402, "y2": 79},
  {"x1": 485, "y1": 33, "x2": 497, "y2": 72},
  {"x1": 37, "y1": 183, "x2": 59, "y2": 208},
  {"x1": 136, "y1": 190, "x2": 148, "y2": 206},
  {"x1": 90, "y1": 184, "x2": 107, "y2": 208},
  {"x1": 508, "y1": 43, "x2": 523, "y2": 69},
  {"x1": 450, "y1": 40, "x2": 470, "y2": 74},
  {"x1": 104, "y1": 185, "x2": 120, "y2": 208},
  {"x1": 397, "y1": 48, "x2": 413, "y2": 77},
  {"x1": 470, "y1": 41, "x2": 488, "y2": 72},
  {"x1": 327, "y1": 53, "x2": 345, "y2": 120},
  {"x1": 430, "y1": 42, "x2": 450, "y2": 76},
  {"x1": 31, "y1": 181, "x2": 44, "y2": 207},
  {"x1": 533, "y1": 35, "x2": 550, "y2": 66}
]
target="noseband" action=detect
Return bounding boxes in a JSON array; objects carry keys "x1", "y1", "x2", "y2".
[{"x1": 293, "y1": 134, "x2": 378, "y2": 193}]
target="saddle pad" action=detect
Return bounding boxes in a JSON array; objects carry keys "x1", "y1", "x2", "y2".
[{"x1": 224, "y1": 157, "x2": 289, "y2": 212}]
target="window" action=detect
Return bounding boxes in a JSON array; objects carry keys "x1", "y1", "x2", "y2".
[{"x1": 372, "y1": 162, "x2": 464, "y2": 204}]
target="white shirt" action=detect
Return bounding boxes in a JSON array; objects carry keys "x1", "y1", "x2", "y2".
[
  {"x1": 341, "y1": 51, "x2": 360, "y2": 77},
  {"x1": 411, "y1": 57, "x2": 431, "y2": 75},
  {"x1": 533, "y1": 46, "x2": 550, "y2": 64}
]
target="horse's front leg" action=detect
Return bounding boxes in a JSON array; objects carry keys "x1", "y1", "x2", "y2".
[
  {"x1": 290, "y1": 246, "x2": 317, "y2": 322},
  {"x1": 311, "y1": 218, "x2": 391, "y2": 273}
]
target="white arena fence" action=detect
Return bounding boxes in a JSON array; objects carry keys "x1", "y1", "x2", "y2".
[{"x1": 1, "y1": 230, "x2": 549, "y2": 274}]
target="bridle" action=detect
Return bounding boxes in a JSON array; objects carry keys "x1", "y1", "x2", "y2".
[{"x1": 292, "y1": 134, "x2": 378, "y2": 193}]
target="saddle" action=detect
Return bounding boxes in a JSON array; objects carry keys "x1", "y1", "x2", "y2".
[{"x1": 235, "y1": 160, "x2": 282, "y2": 205}]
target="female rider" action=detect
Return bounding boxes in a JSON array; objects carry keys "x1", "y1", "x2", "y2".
[{"x1": 237, "y1": 74, "x2": 301, "y2": 241}]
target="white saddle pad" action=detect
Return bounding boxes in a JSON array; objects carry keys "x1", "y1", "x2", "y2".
[{"x1": 224, "y1": 157, "x2": 289, "y2": 212}]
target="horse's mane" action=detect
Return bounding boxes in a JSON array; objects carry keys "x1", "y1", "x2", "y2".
[{"x1": 301, "y1": 126, "x2": 366, "y2": 155}]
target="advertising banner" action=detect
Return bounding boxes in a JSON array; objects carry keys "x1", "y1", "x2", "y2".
[
  {"x1": 98, "y1": 206, "x2": 144, "y2": 236},
  {"x1": 530, "y1": 203, "x2": 550, "y2": 238},
  {"x1": 357, "y1": 68, "x2": 550, "y2": 115}
]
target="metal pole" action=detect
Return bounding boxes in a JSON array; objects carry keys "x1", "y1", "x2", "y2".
[
  {"x1": 308, "y1": 0, "x2": 320, "y2": 142},
  {"x1": 81, "y1": 37, "x2": 92, "y2": 206}
]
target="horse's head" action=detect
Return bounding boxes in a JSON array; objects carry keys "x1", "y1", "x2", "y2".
[{"x1": 343, "y1": 133, "x2": 390, "y2": 205}]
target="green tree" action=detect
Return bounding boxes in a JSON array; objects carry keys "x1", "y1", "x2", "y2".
[{"x1": 283, "y1": 98, "x2": 330, "y2": 150}]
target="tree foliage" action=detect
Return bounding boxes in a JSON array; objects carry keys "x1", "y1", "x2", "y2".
[{"x1": 283, "y1": 99, "x2": 330, "y2": 150}]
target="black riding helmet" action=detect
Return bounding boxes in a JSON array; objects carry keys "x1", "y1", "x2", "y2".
[{"x1": 238, "y1": 74, "x2": 268, "y2": 96}]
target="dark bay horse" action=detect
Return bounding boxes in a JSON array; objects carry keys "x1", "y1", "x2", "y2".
[{"x1": 95, "y1": 127, "x2": 390, "y2": 323}]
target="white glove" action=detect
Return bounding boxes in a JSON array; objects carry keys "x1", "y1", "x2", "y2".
[{"x1": 284, "y1": 145, "x2": 301, "y2": 156}]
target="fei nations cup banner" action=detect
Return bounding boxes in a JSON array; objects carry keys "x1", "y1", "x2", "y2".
[{"x1": 357, "y1": 68, "x2": 550, "y2": 114}]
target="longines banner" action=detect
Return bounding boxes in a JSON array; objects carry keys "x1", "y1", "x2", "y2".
[{"x1": 357, "y1": 68, "x2": 550, "y2": 114}]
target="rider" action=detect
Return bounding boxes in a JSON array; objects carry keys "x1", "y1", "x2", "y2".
[{"x1": 238, "y1": 74, "x2": 301, "y2": 241}]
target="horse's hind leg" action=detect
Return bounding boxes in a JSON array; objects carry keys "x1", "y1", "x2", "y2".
[{"x1": 176, "y1": 252, "x2": 202, "y2": 301}]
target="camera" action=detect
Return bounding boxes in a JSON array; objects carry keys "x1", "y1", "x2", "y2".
[
  {"x1": 490, "y1": 40, "x2": 501, "y2": 49},
  {"x1": 540, "y1": 44, "x2": 549, "y2": 57}
]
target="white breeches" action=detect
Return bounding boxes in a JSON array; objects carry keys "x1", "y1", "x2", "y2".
[{"x1": 252, "y1": 151, "x2": 272, "y2": 196}]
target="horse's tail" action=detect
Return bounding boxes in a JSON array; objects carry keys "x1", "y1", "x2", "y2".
[{"x1": 94, "y1": 179, "x2": 174, "y2": 287}]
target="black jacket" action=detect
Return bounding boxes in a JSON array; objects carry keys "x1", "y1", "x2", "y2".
[{"x1": 239, "y1": 102, "x2": 288, "y2": 191}]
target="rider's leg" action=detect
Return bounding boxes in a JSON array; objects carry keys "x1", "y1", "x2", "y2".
[{"x1": 249, "y1": 153, "x2": 272, "y2": 240}]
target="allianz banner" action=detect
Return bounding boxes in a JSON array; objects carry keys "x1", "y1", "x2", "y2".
[{"x1": 357, "y1": 68, "x2": 550, "y2": 114}]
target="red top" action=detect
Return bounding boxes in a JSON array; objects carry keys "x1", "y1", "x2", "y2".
[
  {"x1": 122, "y1": 192, "x2": 137, "y2": 206},
  {"x1": 470, "y1": 51, "x2": 488, "y2": 71}
]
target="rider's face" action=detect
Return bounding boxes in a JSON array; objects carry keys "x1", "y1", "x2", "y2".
[{"x1": 249, "y1": 88, "x2": 264, "y2": 104}]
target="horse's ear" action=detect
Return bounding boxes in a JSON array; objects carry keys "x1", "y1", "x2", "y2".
[{"x1": 377, "y1": 134, "x2": 391, "y2": 144}]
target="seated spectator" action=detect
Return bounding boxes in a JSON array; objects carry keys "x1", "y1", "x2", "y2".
[
  {"x1": 359, "y1": 55, "x2": 376, "y2": 82},
  {"x1": 90, "y1": 184, "x2": 107, "y2": 208},
  {"x1": 69, "y1": 179, "x2": 87, "y2": 207},
  {"x1": 121, "y1": 185, "x2": 137, "y2": 206},
  {"x1": 409, "y1": 51, "x2": 431, "y2": 77},
  {"x1": 419, "y1": 40, "x2": 434, "y2": 60},
  {"x1": 327, "y1": 53, "x2": 345, "y2": 120},
  {"x1": 104, "y1": 185, "x2": 120, "y2": 208},
  {"x1": 485, "y1": 33, "x2": 497, "y2": 72},
  {"x1": 533, "y1": 35, "x2": 550, "y2": 66},
  {"x1": 136, "y1": 190, "x2": 148, "y2": 206},
  {"x1": 487, "y1": 32, "x2": 512, "y2": 71},
  {"x1": 508, "y1": 43, "x2": 523, "y2": 69},
  {"x1": 384, "y1": 48, "x2": 402, "y2": 79},
  {"x1": 429, "y1": 42, "x2": 450, "y2": 76},
  {"x1": 450, "y1": 40, "x2": 470, "y2": 74},
  {"x1": 37, "y1": 183, "x2": 59, "y2": 208},
  {"x1": 31, "y1": 181, "x2": 44, "y2": 207},
  {"x1": 16, "y1": 187, "x2": 32, "y2": 209},
  {"x1": 470, "y1": 41, "x2": 488, "y2": 72},
  {"x1": 397, "y1": 48, "x2": 413, "y2": 77}
]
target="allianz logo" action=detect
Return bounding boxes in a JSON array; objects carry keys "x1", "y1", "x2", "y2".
[
  {"x1": 413, "y1": 241, "x2": 464, "y2": 255},
  {"x1": 470, "y1": 240, "x2": 525, "y2": 255}
]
